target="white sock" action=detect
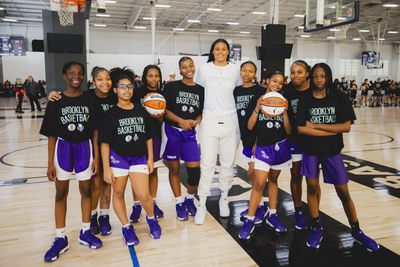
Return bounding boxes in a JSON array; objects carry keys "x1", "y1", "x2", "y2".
[
  {"x1": 175, "y1": 196, "x2": 183, "y2": 204},
  {"x1": 99, "y1": 209, "x2": 109, "y2": 216},
  {"x1": 56, "y1": 228, "x2": 66, "y2": 238},
  {"x1": 268, "y1": 208, "x2": 277, "y2": 215},
  {"x1": 186, "y1": 194, "x2": 195, "y2": 199},
  {"x1": 147, "y1": 215, "x2": 155, "y2": 220},
  {"x1": 247, "y1": 216, "x2": 255, "y2": 221},
  {"x1": 123, "y1": 223, "x2": 130, "y2": 228},
  {"x1": 91, "y1": 210, "x2": 97, "y2": 216},
  {"x1": 82, "y1": 222, "x2": 90, "y2": 232},
  {"x1": 259, "y1": 199, "x2": 264, "y2": 206},
  {"x1": 134, "y1": 201, "x2": 140, "y2": 205}
]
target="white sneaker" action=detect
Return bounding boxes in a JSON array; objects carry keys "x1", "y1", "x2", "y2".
[
  {"x1": 219, "y1": 195, "x2": 230, "y2": 217},
  {"x1": 195, "y1": 205, "x2": 207, "y2": 225}
]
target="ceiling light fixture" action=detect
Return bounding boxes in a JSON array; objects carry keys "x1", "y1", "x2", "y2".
[
  {"x1": 143, "y1": 17, "x2": 157, "y2": 20},
  {"x1": 329, "y1": 28, "x2": 340, "y2": 32},
  {"x1": 252, "y1": 11, "x2": 266, "y2": 15},
  {"x1": 240, "y1": 31, "x2": 251, "y2": 34},
  {"x1": 187, "y1": 19, "x2": 200, "y2": 23},
  {"x1": 94, "y1": 24, "x2": 107, "y2": 27},
  {"x1": 358, "y1": 29, "x2": 370, "y2": 33},
  {"x1": 104, "y1": 1, "x2": 117, "y2": 4},
  {"x1": 226, "y1": 22, "x2": 239, "y2": 25},
  {"x1": 300, "y1": 34, "x2": 311, "y2": 38},
  {"x1": 134, "y1": 26, "x2": 147, "y2": 29},
  {"x1": 382, "y1": 4, "x2": 399, "y2": 8},
  {"x1": 173, "y1": 28, "x2": 185, "y2": 31},
  {"x1": 96, "y1": 14, "x2": 110, "y2": 17},
  {"x1": 155, "y1": 4, "x2": 171, "y2": 8},
  {"x1": 294, "y1": 14, "x2": 305, "y2": 18},
  {"x1": 208, "y1": 30, "x2": 219, "y2": 33},
  {"x1": 207, "y1": 8, "x2": 222, "y2": 12},
  {"x1": 352, "y1": 38, "x2": 361, "y2": 41},
  {"x1": 327, "y1": 36, "x2": 336, "y2": 39},
  {"x1": 387, "y1": 31, "x2": 399, "y2": 34},
  {"x1": 2, "y1": 18, "x2": 18, "y2": 22}
]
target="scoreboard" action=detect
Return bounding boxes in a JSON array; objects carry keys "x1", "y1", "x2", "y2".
[{"x1": 0, "y1": 35, "x2": 26, "y2": 56}]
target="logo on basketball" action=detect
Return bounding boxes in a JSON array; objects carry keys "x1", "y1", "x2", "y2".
[
  {"x1": 68, "y1": 124, "x2": 76, "y2": 131},
  {"x1": 261, "y1": 92, "x2": 287, "y2": 117},
  {"x1": 125, "y1": 135, "x2": 132, "y2": 142}
]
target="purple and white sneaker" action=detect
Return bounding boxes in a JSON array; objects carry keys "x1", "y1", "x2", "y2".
[
  {"x1": 44, "y1": 237, "x2": 69, "y2": 262},
  {"x1": 146, "y1": 216, "x2": 162, "y2": 239},
  {"x1": 78, "y1": 230, "x2": 103, "y2": 249}
]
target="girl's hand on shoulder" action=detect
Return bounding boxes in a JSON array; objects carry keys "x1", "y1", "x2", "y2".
[{"x1": 48, "y1": 91, "x2": 62, "y2": 102}]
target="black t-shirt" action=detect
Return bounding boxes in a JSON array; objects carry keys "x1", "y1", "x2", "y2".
[
  {"x1": 87, "y1": 90, "x2": 117, "y2": 115},
  {"x1": 233, "y1": 84, "x2": 265, "y2": 147},
  {"x1": 100, "y1": 105, "x2": 152, "y2": 157},
  {"x1": 163, "y1": 80, "x2": 204, "y2": 128},
  {"x1": 283, "y1": 83, "x2": 310, "y2": 144},
  {"x1": 40, "y1": 92, "x2": 102, "y2": 142},
  {"x1": 248, "y1": 94, "x2": 287, "y2": 146},
  {"x1": 361, "y1": 83, "x2": 369, "y2": 95},
  {"x1": 132, "y1": 86, "x2": 163, "y2": 137},
  {"x1": 296, "y1": 90, "x2": 356, "y2": 156}
]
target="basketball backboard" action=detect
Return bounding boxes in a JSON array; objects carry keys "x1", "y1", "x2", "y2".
[{"x1": 304, "y1": 0, "x2": 359, "y2": 32}]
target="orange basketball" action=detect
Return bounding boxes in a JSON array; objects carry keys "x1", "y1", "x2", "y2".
[
  {"x1": 143, "y1": 93, "x2": 166, "y2": 116},
  {"x1": 260, "y1": 92, "x2": 287, "y2": 117}
]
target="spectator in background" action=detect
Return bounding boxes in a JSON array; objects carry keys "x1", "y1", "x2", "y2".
[
  {"x1": 24, "y1": 76, "x2": 42, "y2": 111},
  {"x1": 14, "y1": 78, "x2": 25, "y2": 113},
  {"x1": 133, "y1": 75, "x2": 143, "y2": 89},
  {"x1": 372, "y1": 78, "x2": 383, "y2": 107},
  {"x1": 350, "y1": 80, "x2": 358, "y2": 107},
  {"x1": 333, "y1": 78, "x2": 341, "y2": 92},
  {"x1": 360, "y1": 79, "x2": 369, "y2": 107},
  {"x1": 3, "y1": 80, "x2": 13, "y2": 97},
  {"x1": 339, "y1": 77, "x2": 349, "y2": 94}
]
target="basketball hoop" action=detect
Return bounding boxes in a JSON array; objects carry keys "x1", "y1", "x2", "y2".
[
  {"x1": 50, "y1": 0, "x2": 86, "y2": 26},
  {"x1": 335, "y1": 24, "x2": 351, "y2": 40}
]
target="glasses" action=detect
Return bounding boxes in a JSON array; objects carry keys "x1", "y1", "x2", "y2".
[{"x1": 116, "y1": 84, "x2": 134, "y2": 90}]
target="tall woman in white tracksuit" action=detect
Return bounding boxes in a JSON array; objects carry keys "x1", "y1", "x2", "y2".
[{"x1": 195, "y1": 39, "x2": 241, "y2": 224}]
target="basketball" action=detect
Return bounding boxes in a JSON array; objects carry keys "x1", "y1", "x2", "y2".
[
  {"x1": 260, "y1": 92, "x2": 287, "y2": 117},
  {"x1": 143, "y1": 92, "x2": 166, "y2": 116}
]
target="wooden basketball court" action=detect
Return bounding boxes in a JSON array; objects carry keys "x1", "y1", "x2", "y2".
[{"x1": 0, "y1": 98, "x2": 399, "y2": 266}]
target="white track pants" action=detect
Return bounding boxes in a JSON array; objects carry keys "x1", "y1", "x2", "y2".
[{"x1": 197, "y1": 113, "x2": 240, "y2": 198}]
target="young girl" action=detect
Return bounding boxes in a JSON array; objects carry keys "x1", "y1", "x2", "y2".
[
  {"x1": 284, "y1": 60, "x2": 320, "y2": 231},
  {"x1": 163, "y1": 57, "x2": 204, "y2": 221},
  {"x1": 297, "y1": 63, "x2": 379, "y2": 251},
  {"x1": 40, "y1": 62, "x2": 103, "y2": 262},
  {"x1": 360, "y1": 79, "x2": 369, "y2": 107},
  {"x1": 238, "y1": 71, "x2": 292, "y2": 240},
  {"x1": 129, "y1": 65, "x2": 165, "y2": 222},
  {"x1": 233, "y1": 61, "x2": 266, "y2": 224},
  {"x1": 100, "y1": 67, "x2": 161, "y2": 246},
  {"x1": 14, "y1": 78, "x2": 25, "y2": 113},
  {"x1": 48, "y1": 67, "x2": 116, "y2": 236},
  {"x1": 195, "y1": 38, "x2": 241, "y2": 225}
]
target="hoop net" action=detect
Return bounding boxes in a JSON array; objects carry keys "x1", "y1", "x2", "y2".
[
  {"x1": 335, "y1": 24, "x2": 351, "y2": 40},
  {"x1": 50, "y1": 0, "x2": 85, "y2": 27}
]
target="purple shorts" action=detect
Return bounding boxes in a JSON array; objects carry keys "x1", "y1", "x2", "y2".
[
  {"x1": 301, "y1": 153, "x2": 349, "y2": 185},
  {"x1": 54, "y1": 138, "x2": 93, "y2": 181},
  {"x1": 289, "y1": 140, "x2": 303, "y2": 162},
  {"x1": 254, "y1": 139, "x2": 292, "y2": 171},
  {"x1": 162, "y1": 123, "x2": 200, "y2": 162},
  {"x1": 109, "y1": 149, "x2": 149, "y2": 177}
]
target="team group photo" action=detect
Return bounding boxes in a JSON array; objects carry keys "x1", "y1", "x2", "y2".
[{"x1": 0, "y1": 0, "x2": 399, "y2": 266}]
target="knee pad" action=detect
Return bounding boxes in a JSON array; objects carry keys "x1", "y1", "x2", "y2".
[{"x1": 187, "y1": 166, "x2": 200, "y2": 186}]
